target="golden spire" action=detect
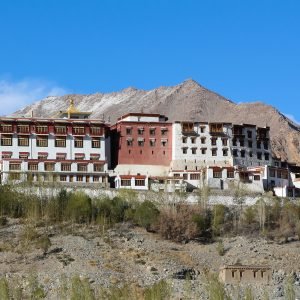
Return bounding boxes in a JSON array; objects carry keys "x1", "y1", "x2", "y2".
[{"x1": 67, "y1": 98, "x2": 78, "y2": 118}]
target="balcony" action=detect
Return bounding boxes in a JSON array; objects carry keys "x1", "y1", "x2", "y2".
[
  {"x1": 72, "y1": 127, "x2": 86, "y2": 136},
  {"x1": 0, "y1": 125, "x2": 14, "y2": 133},
  {"x1": 55, "y1": 126, "x2": 67, "y2": 135},
  {"x1": 90, "y1": 126, "x2": 103, "y2": 136},
  {"x1": 181, "y1": 123, "x2": 197, "y2": 136},
  {"x1": 17, "y1": 125, "x2": 30, "y2": 134},
  {"x1": 36, "y1": 126, "x2": 49, "y2": 135}
]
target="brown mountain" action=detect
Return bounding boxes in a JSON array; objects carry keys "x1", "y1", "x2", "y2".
[{"x1": 11, "y1": 79, "x2": 300, "y2": 165}]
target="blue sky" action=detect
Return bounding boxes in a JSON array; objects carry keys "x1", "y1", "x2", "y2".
[{"x1": 0, "y1": 0, "x2": 299, "y2": 122}]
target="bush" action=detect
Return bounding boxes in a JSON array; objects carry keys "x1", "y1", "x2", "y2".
[
  {"x1": 216, "y1": 240, "x2": 225, "y2": 256},
  {"x1": 144, "y1": 280, "x2": 171, "y2": 300},
  {"x1": 158, "y1": 204, "x2": 203, "y2": 242},
  {"x1": 205, "y1": 273, "x2": 231, "y2": 300},
  {"x1": 133, "y1": 200, "x2": 160, "y2": 231},
  {"x1": 66, "y1": 192, "x2": 92, "y2": 223}
]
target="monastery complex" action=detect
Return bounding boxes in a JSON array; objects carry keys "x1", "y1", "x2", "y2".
[{"x1": 0, "y1": 100, "x2": 299, "y2": 198}]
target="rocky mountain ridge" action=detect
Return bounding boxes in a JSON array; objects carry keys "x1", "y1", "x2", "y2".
[{"x1": 11, "y1": 79, "x2": 300, "y2": 165}]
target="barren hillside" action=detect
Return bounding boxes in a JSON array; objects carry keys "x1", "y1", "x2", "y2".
[{"x1": 12, "y1": 79, "x2": 300, "y2": 164}]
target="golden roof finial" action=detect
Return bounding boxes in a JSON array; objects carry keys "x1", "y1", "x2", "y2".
[{"x1": 67, "y1": 97, "x2": 78, "y2": 114}]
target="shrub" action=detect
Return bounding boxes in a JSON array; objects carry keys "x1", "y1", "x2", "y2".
[
  {"x1": 66, "y1": 192, "x2": 92, "y2": 223},
  {"x1": 144, "y1": 280, "x2": 171, "y2": 300},
  {"x1": 158, "y1": 204, "x2": 202, "y2": 242},
  {"x1": 70, "y1": 275, "x2": 95, "y2": 300},
  {"x1": 0, "y1": 278, "x2": 9, "y2": 300},
  {"x1": 133, "y1": 200, "x2": 160, "y2": 231},
  {"x1": 216, "y1": 240, "x2": 225, "y2": 256},
  {"x1": 205, "y1": 273, "x2": 231, "y2": 300}
]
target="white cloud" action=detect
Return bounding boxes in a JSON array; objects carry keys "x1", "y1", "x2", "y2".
[
  {"x1": 0, "y1": 78, "x2": 68, "y2": 116},
  {"x1": 284, "y1": 113, "x2": 300, "y2": 125}
]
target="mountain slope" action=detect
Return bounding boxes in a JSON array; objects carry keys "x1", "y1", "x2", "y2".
[{"x1": 11, "y1": 79, "x2": 300, "y2": 165}]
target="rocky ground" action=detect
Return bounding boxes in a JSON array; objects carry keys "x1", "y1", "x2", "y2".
[{"x1": 1, "y1": 218, "x2": 300, "y2": 299}]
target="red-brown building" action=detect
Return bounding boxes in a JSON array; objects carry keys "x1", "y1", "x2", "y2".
[{"x1": 110, "y1": 113, "x2": 173, "y2": 169}]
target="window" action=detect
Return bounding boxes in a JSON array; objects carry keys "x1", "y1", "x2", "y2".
[
  {"x1": 9, "y1": 163, "x2": 21, "y2": 171},
  {"x1": 90, "y1": 127, "x2": 102, "y2": 135},
  {"x1": 233, "y1": 149, "x2": 238, "y2": 157},
  {"x1": 161, "y1": 128, "x2": 168, "y2": 135},
  {"x1": 254, "y1": 175, "x2": 260, "y2": 181},
  {"x1": 77, "y1": 164, "x2": 87, "y2": 172},
  {"x1": 201, "y1": 137, "x2": 206, "y2": 144},
  {"x1": 55, "y1": 138, "x2": 66, "y2": 147},
  {"x1": 161, "y1": 140, "x2": 167, "y2": 147},
  {"x1": 121, "y1": 179, "x2": 131, "y2": 186},
  {"x1": 38, "y1": 153, "x2": 48, "y2": 160},
  {"x1": 1, "y1": 124, "x2": 13, "y2": 133},
  {"x1": 264, "y1": 153, "x2": 269, "y2": 161},
  {"x1": 77, "y1": 175, "x2": 84, "y2": 182},
  {"x1": 135, "y1": 179, "x2": 145, "y2": 186},
  {"x1": 93, "y1": 176, "x2": 99, "y2": 182},
  {"x1": 249, "y1": 151, "x2": 253, "y2": 157},
  {"x1": 211, "y1": 138, "x2": 217, "y2": 146},
  {"x1": 240, "y1": 139, "x2": 245, "y2": 147},
  {"x1": 173, "y1": 173, "x2": 180, "y2": 178},
  {"x1": 1, "y1": 152, "x2": 12, "y2": 159},
  {"x1": 183, "y1": 173, "x2": 188, "y2": 180},
  {"x1": 73, "y1": 127, "x2": 85, "y2": 135},
  {"x1": 19, "y1": 153, "x2": 29, "y2": 159},
  {"x1": 138, "y1": 139, "x2": 144, "y2": 146},
  {"x1": 28, "y1": 163, "x2": 38, "y2": 171},
  {"x1": 213, "y1": 171, "x2": 222, "y2": 178},
  {"x1": 227, "y1": 170, "x2": 234, "y2": 178},
  {"x1": 182, "y1": 148, "x2": 187, "y2": 154},
  {"x1": 149, "y1": 128, "x2": 156, "y2": 135},
  {"x1": 257, "y1": 142, "x2": 261, "y2": 149},
  {"x1": 191, "y1": 137, "x2": 196, "y2": 144},
  {"x1": 56, "y1": 153, "x2": 66, "y2": 160},
  {"x1": 241, "y1": 150, "x2": 245, "y2": 158},
  {"x1": 192, "y1": 148, "x2": 197, "y2": 154},
  {"x1": 257, "y1": 152, "x2": 262, "y2": 160},
  {"x1": 61, "y1": 164, "x2": 71, "y2": 171},
  {"x1": 36, "y1": 126, "x2": 48, "y2": 134},
  {"x1": 92, "y1": 138, "x2": 101, "y2": 148},
  {"x1": 190, "y1": 173, "x2": 200, "y2": 180},
  {"x1": 212, "y1": 149, "x2": 217, "y2": 156},
  {"x1": 247, "y1": 131, "x2": 252, "y2": 139},
  {"x1": 149, "y1": 139, "x2": 156, "y2": 147},
  {"x1": 232, "y1": 138, "x2": 237, "y2": 146},
  {"x1": 223, "y1": 149, "x2": 228, "y2": 156},
  {"x1": 94, "y1": 164, "x2": 103, "y2": 172},
  {"x1": 55, "y1": 126, "x2": 67, "y2": 134},
  {"x1": 90, "y1": 154, "x2": 100, "y2": 160},
  {"x1": 137, "y1": 128, "x2": 144, "y2": 135},
  {"x1": 17, "y1": 125, "x2": 30, "y2": 133},
  {"x1": 248, "y1": 141, "x2": 253, "y2": 148},
  {"x1": 200, "y1": 126, "x2": 205, "y2": 133},
  {"x1": 222, "y1": 139, "x2": 228, "y2": 146},
  {"x1": 1, "y1": 136, "x2": 12, "y2": 146},
  {"x1": 45, "y1": 163, "x2": 55, "y2": 171},
  {"x1": 75, "y1": 153, "x2": 85, "y2": 160},
  {"x1": 36, "y1": 137, "x2": 48, "y2": 147},
  {"x1": 182, "y1": 137, "x2": 187, "y2": 143},
  {"x1": 126, "y1": 128, "x2": 132, "y2": 135},
  {"x1": 201, "y1": 148, "x2": 206, "y2": 155},
  {"x1": 269, "y1": 169, "x2": 276, "y2": 177},
  {"x1": 18, "y1": 137, "x2": 29, "y2": 146},
  {"x1": 74, "y1": 138, "x2": 83, "y2": 148},
  {"x1": 9, "y1": 173, "x2": 20, "y2": 180},
  {"x1": 60, "y1": 175, "x2": 67, "y2": 182},
  {"x1": 264, "y1": 142, "x2": 268, "y2": 150}
]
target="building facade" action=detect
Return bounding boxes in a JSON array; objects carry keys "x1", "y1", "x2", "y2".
[
  {"x1": 110, "y1": 113, "x2": 173, "y2": 177},
  {"x1": 0, "y1": 101, "x2": 109, "y2": 185}
]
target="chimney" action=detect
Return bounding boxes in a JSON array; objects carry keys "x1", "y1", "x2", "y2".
[{"x1": 31, "y1": 110, "x2": 34, "y2": 118}]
